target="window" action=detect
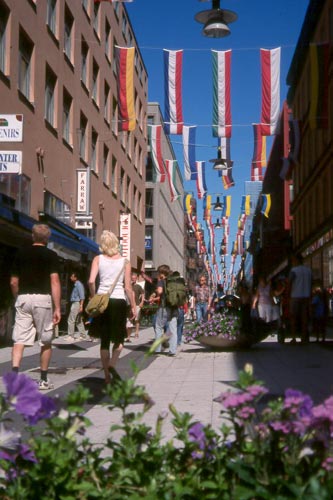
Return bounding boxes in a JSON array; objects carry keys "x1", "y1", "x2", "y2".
[
  {"x1": 126, "y1": 176, "x2": 131, "y2": 208},
  {"x1": 82, "y1": 0, "x2": 88, "y2": 15},
  {"x1": 92, "y1": 59, "x2": 99, "y2": 105},
  {"x1": 145, "y1": 226, "x2": 153, "y2": 261},
  {"x1": 64, "y1": 5, "x2": 74, "y2": 63},
  {"x1": 45, "y1": 66, "x2": 57, "y2": 127},
  {"x1": 63, "y1": 88, "x2": 72, "y2": 144},
  {"x1": 120, "y1": 168, "x2": 125, "y2": 203},
  {"x1": 47, "y1": 0, "x2": 57, "y2": 37},
  {"x1": 145, "y1": 188, "x2": 153, "y2": 218},
  {"x1": 112, "y1": 97, "x2": 118, "y2": 135},
  {"x1": 122, "y1": 14, "x2": 128, "y2": 39},
  {"x1": 44, "y1": 191, "x2": 70, "y2": 223},
  {"x1": 91, "y1": 128, "x2": 98, "y2": 172},
  {"x1": 146, "y1": 156, "x2": 154, "y2": 182},
  {"x1": 0, "y1": 174, "x2": 31, "y2": 214},
  {"x1": 18, "y1": 30, "x2": 33, "y2": 101},
  {"x1": 0, "y1": 1, "x2": 9, "y2": 75},
  {"x1": 111, "y1": 156, "x2": 117, "y2": 194},
  {"x1": 93, "y1": 1, "x2": 100, "y2": 36},
  {"x1": 104, "y1": 81, "x2": 110, "y2": 123},
  {"x1": 114, "y1": 2, "x2": 120, "y2": 18},
  {"x1": 103, "y1": 145, "x2": 109, "y2": 185},
  {"x1": 138, "y1": 192, "x2": 142, "y2": 222},
  {"x1": 81, "y1": 38, "x2": 89, "y2": 87},
  {"x1": 133, "y1": 186, "x2": 137, "y2": 217},
  {"x1": 79, "y1": 112, "x2": 87, "y2": 161},
  {"x1": 105, "y1": 19, "x2": 111, "y2": 61}
]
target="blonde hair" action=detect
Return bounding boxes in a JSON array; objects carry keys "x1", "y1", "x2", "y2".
[
  {"x1": 32, "y1": 224, "x2": 51, "y2": 244},
  {"x1": 99, "y1": 230, "x2": 120, "y2": 256}
]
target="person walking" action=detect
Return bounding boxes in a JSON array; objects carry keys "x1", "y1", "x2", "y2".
[
  {"x1": 288, "y1": 253, "x2": 313, "y2": 344},
  {"x1": 66, "y1": 271, "x2": 87, "y2": 341},
  {"x1": 131, "y1": 272, "x2": 144, "y2": 339},
  {"x1": 194, "y1": 275, "x2": 210, "y2": 322},
  {"x1": 252, "y1": 275, "x2": 278, "y2": 323},
  {"x1": 10, "y1": 224, "x2": 61, "y2": 390},
  {"x1": 151, "y1": 264, "x2": 178, "y2": 356},
  {"x1": 87, "y1": 231, "x2": 136, "y2": 384}
]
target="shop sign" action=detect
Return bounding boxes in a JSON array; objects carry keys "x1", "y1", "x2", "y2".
[
  {"x1": 145, "y1": 235, "x2": 152, "y2": 249},
  {"x1": 0, "y1": 115, "x2": 23, "y2": 142},
  {"x1": 76, "y1": 169, "x2": 88, "y2": 212},
  {"x1": 120, "y1": 213, "x2": 131, "y2": 260},
  {"x1": 0, "y1": 151, "x2": 22, "y2": 173}
]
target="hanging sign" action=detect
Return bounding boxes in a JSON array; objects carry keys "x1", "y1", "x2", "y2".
[
  {"x1": 120, "y1": 213, "x2": 131, "y2": 260},
  {"x1": 0, "y1": 115, "x2": 23, "y2": 142},
  {"x1": 76, "y1": 169, "x2": 88, "y2": 213}
]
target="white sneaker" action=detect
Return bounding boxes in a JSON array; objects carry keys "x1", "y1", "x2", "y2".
[
  {"x1": 38, "y1": 379, "x2": 54, "y2": 390},
  {"x1": 65, "y1": 336, "x2": 75, "y2": 341}
]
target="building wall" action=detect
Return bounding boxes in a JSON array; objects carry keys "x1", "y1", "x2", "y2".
[
  {"x1": 0, "y1": 0, "x2": 147, "y2": 269},
  {"x1": 145, "y1": 103, "x2": 185, "y2": 279},
  {"x1": 287, "y1": 0, "x2": 333, "y2": 292}
]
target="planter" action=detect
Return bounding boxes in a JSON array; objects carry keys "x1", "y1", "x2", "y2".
[{"x1": 197, "y1": 334, "x2": 254, "y2": 349}]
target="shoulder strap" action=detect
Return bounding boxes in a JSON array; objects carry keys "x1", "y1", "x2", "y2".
[{"x1": 107, "y1": 259, "x2": 127, "y2": 296}]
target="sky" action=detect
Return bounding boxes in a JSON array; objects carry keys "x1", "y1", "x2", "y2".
[{"x1": 126, "y1": 0, "x2": 310, "y2": 279}]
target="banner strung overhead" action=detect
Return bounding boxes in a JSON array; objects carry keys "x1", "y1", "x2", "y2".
[
  {"x1": 212, "y1": 50, "x2": 232, "y2": 138},
  {"x1": 183, "y1": 125, "x2": 197, "y2": 180},
  {"x1": 165, "y1": 159, "x2": 181, "y2": 201},
  {"x1": 260, "y1": 47, "x2": 280, "y2": 135},
  {"x1": 195, "y1": 161, "x2": 207, "y2": 199},
  {"x1": 164, "y1": 49, "x2": 184, "y2": 135},
  {"x1": 251, "y1": 123, "x2": 266, "y2": 181},
  {"x1": 115, "y1": 46, "x2": 135, "y2": 131},
  {"x1": 148, "y1": 125, "x2": 166, "y2": 182}
]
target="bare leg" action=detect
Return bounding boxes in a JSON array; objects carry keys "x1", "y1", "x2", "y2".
[
  {"x1": 135, "y1": 321, "x2": 139, "y2": 338},
  {"x1": 110, "y1": 343, "x2": 123, "y2": 368},
  {"x1": 12, "y1": 343, "x2": 25, "y2": 369},
  {"x1": 100, "y1": 348, "x2": 111, "y2": 383},
  {"x1": 40, "y1": 345, "x2": 52, "y2": 371}
]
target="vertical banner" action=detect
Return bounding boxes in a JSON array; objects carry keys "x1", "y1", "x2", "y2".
[
  {"x1": 261, "y1": 194, "x2": 271, "y2": 218},
  {"x1": 165, "y1": 159, "x2": 181, "y2": 202},
  {"x1": 148, "y1": 125, "x2": 166, "y2": 182},
  {"x1": 76, "y1": 169, "x2": 89, "y2": 213},
  {"x1": 183, "y1": 125, "x2": 197, "y2": 180},
  {"x1": 260, "y1": 47, "x2": 281, "y2": 135},
  {"x1": 212, "y1": 50, "x2": 232, "y2": 138},
  {"x1": 251, "y1": 123, "x2": 266, "y2": 181},
  {"x1": 164, "y1": 49, "x2": 184, "y2": 135},
  {"x1": 115, "y1": 46, "x2": 135, "y2": 132},
  {"x1": 309, "y1": 43, "x2": 329, "y2": 129},
  {"x1": 183, "y1": 193, "x2": 193, "y2": 214},
  {"x1": 195, "y1": 161, "x2": 207, "y2": 199},
  {"x1": 120, "y1": 213, "x2": 131, "y2": 260}
]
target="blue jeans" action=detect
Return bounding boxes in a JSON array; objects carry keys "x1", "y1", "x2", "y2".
[
  {"x1": 177, "y1": 308, "x2": 185, "y2": 345},
  {"x1": 196, "y1": 302, "x2": 208, "y2": 322},
  {"x1": 155, "y1": 307, "x2": 178, "y2": 354}
]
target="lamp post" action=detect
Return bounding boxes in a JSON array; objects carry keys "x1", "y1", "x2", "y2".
[{"x1": 195, "y1": 0, "x2": 238, "y2": 38}]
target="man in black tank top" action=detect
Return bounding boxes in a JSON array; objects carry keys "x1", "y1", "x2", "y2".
[{"x1": 10, "y1": 224, "x2": 61, "y2": 390}]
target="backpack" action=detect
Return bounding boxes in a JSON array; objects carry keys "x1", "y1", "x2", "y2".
[{"x1": 165, "y1": 273, "x2": 187, "y2": 307}]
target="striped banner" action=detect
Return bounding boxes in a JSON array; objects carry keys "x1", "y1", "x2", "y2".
[
  {"x1": 212, "y1": 50, "x2": 232, "y2": 138},
  {"x1": 148, "y1": 125, "x2": 166, "y2": 182},
  {"x1": 309, "y1": 43, "x2": 329, "y2": 129},
  {"x1": 203, "y1": 194, "x2": 212, "y2": 221},
  {"x1": 224, "y1": 195, "x2": 231, "y2": 217},
  {"x1": 165, "y1": 159, "x2": 181, "y2": 202},
  {"x1": 183, "y1": 193, "x2": 193, "y2": 214},
  {"x1": 260, "y1": 47, "x2": 280, "y2": 135},
  {"x1": 251, "y1": 123, "x2": 266, "y2": 181},
  {"x1": 195, "y1": 161, "x2": 207, "y2": 199},
  {"x1": 216, "y1": 137, "x2": 234, "y2": 188},
  {"x1": 241, "y1": 195, "x2": 251, "y2": 216},
  {"x1": 261, "y1": 194, "x2": 271, "y2": 218},
  {"x1": 164, "y1": 49, "x2": 184, "y2": 135},
  {"x1": 183, "y1": 126, "x2": 197, "y2": 180},
  {"x1": 115, "y1": 46, "x2": 135, "y2": 131}
]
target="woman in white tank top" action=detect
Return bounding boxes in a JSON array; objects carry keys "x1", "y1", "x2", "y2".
[{"x1": 88, "y1": 231, "x2": 136, "y2": 384}]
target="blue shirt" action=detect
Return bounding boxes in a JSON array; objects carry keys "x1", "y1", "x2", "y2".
[{"x1": 70, "y1": 280, "x2": 85, "y2": 302}]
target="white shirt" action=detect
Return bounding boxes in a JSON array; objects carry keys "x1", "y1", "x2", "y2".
[{"x1": 97, "y1": 255, "x2": 126, "y2": 300}]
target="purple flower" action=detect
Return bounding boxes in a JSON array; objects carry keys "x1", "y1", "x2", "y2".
[
  {"x1": 18, "y1": 444, "x2": 37, "y2": 463},
  {"x1": 3, "y1": 373, "x2": 55, "y2": 424},
  {"x1": 284, "y1": 389, "x2": 313, "y2": 418},
  {"x1": 188, "y1": 422, "x2": 206, "y2": 450}
]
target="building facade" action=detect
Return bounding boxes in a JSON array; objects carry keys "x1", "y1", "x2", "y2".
[
  {"x1": 0, "y1": 0, "x2": 148, "y2": 340},
  {"x1": 286, "y1": 0, "x2": 333, "y2": 298},
  {"x1": 145, "y1": 103, "x2": 185, "y2": 285}
]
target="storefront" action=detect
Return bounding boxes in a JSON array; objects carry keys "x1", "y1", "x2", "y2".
[{"x1": 0, "y1": 205, "x2": 99, "y2": 345}]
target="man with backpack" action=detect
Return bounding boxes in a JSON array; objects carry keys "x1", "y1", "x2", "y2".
[{"x1": 152, "y1": 265, "x2": 186, "y2": 356}]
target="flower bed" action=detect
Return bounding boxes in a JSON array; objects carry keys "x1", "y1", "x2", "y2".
[
  {"x1": 1, "y1": 367, "x2": 333, "y2": 498},
  {"x1": 184, "y1": 310, "x2": 254, "y2": 349}
]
